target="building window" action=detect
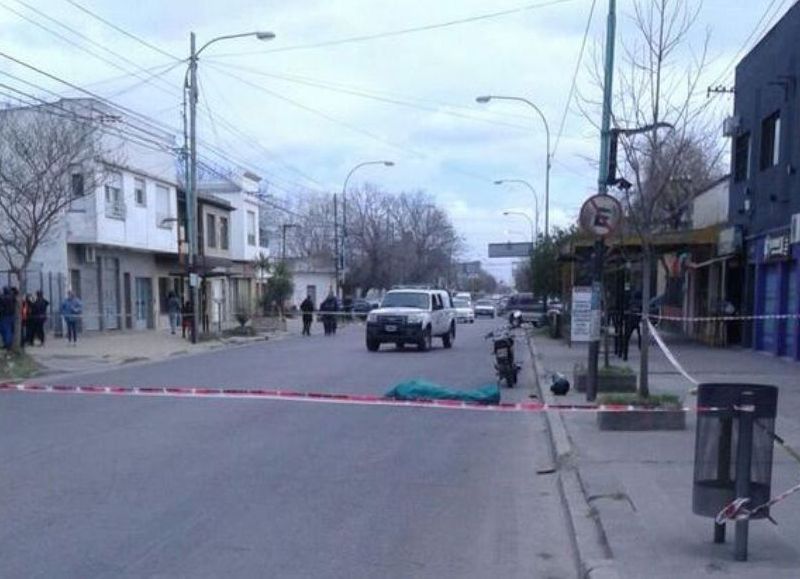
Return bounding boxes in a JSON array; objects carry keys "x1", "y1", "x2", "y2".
[
  {"x1": 760, "y1": 111, "x2": 780, "y2": 170},
  {"x1": 220, "y1": 216, "x2": 229, "y2": 250},
  {"x1": 134, "y1": 177, "x2": 146, "y2": 207},
  {"x1": 104, "y1": 172, "x2": 125, "y2": 220},
  {"x1": 734, "y1": 132, "x2": 750, "y2": 182},
  {"x1": 207, "y1": 213, "x2": 217, "y2": 248},
  {"x1": 247, "y1": 210, "x2": 256, "y2": 246},
  {"x1": 155, "y1": 184, "x2": 172, "y2": 228},
  {"x1": 71, "y1": 173, "x2": 84, "y2": 198}
]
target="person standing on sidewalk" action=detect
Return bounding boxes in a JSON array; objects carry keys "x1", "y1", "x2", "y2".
[
  {"x1": 0, "y1": 287, "x2": 14, "y2": 350},
  {"x1": 31, "y1": 291, "x2": 49, "y2": 346},
  {"x1": 300, "y1": 294, "x2": 314, "y2": 336},
  {"x1": 61, "y1": 291, "x2": 82, "y2": 345},
  {"x1": 167, "y1": 292, "x2": 181, "y2": 335},
  {"x1": 181, "y1": 299, "x2": 193, "y2": 339},
  {"x1": 21, "y1": 294, "x2": 33, "y2": 348}
]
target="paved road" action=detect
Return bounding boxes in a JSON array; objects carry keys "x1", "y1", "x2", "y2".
[{"x1": 0, "y1": 320, "x2": 573, "y2": 578}]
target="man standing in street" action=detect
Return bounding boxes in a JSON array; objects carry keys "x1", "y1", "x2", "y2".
[
  {"x1": 319, "y1": 293, "x2": 338, "y2": 336},
  {"x1": 61, "y1": 291, "x2": 82, "y2": 345},
  {"x1": 300, "y1": 294, "x2": 314, "y2": 336}
]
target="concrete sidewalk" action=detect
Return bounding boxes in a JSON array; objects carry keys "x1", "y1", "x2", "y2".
[
  {"x1": 24, "y1": 325, "x2": 291, "y2": 377},
  {"x1": 530, "y1": 331, "x2": 800, "y2": 579}
]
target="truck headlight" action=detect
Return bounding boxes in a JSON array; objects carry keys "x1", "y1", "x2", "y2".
[
  {"x1": 367, "y1": 312, "x2": 379, "y2": 323},
  {"x1": 406, "y1": 313, "x2": 425, "y2": 324}
]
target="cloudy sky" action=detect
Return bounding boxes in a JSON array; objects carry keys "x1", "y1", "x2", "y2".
[{"x1": 0, "y1": 0, "x2": 792, "y2": 282}]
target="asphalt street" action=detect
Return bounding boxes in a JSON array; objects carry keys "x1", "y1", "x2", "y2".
[{"x1": 0, "y1": 320, "x2": 573, "y2": 578}]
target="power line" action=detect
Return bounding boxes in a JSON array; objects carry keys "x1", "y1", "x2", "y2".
[
  {"x1": 205, "y1": 61, "x2": 427, "y2": 159},
  {"x1": 197, "y1": 69, "x2": 325, "y2": 189},
  {"x1": 202, "y1": 62, "x2": 533, "y2": 133},
  {"x1": 212, "y1": 0, "x2": 576, "y2": 57},
  {"x1": 204, "y1": 62, "x2": 500, "y2": 185},
  {"x1": 552, "y1": 0, "x2": 596, "y2": 158},
  {"x1": 0, "y1": 1, "x2": 178, "y2": 97},
  {"x1": 708, "y1": 0, "x2": 789, "y2": 87},
  {"x1": 63, "y1": 0, "x2": 181, "y2": 61}
]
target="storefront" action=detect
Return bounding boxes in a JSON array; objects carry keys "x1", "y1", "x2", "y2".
[{"x1": 751, "y1": 231, "x2": 800, "y2": 360}]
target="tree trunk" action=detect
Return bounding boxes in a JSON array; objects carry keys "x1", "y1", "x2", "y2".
[
  {"x1": 11, "y1": 270, "x2": 26, "y2": 352},
  {"x1": 639, "y1": 248, "x2": 652, "y2": 398}
]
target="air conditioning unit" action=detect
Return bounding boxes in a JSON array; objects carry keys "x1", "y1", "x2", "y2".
[
  {"x1": 83, "y1": 245, "x2": 96, "y2": 264},
  {"x1": 722, "y1": 115, "x2": 741, "y2": 137},
  {"x1": 791, "y1": 213, "x2": 800, "y2": 244}
]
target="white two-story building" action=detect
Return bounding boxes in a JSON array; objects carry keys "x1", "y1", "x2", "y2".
[{"x1": 3, "y1": 98, "x2": 181, "y2": 332}]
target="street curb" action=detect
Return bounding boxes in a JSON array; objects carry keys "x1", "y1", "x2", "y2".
[{"x1": 526, "y1": 332, "x2": 622, "y2": 579}]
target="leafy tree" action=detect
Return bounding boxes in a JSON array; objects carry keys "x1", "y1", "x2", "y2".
[{"x1": 255, "y1": 257, "x2": 294, "y2": 317}]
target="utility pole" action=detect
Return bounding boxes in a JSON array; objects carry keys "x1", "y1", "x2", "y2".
[
  {"x1": 188, "y1": 32, "x2": 199, "y2": 344},
  {"x1": 333, "y1": 194, "x2": 340, "y2": 296},
  {"x1": 586, "y1": 0, "x2": 617, "y2": 401}
]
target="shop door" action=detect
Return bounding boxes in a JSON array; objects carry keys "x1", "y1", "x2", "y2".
[
  {"x1": 784, "y1": 263, "x2": 798, "y2": 358},
  {"x1": 101, "y1": 257, "x2": 120, "y2": 330},
  {"x1": 759, "y1": 265, "x2": 780, "y2": 352},
  {"x1": 134, "y1": 277, "x2": 153, "y2": 330}
]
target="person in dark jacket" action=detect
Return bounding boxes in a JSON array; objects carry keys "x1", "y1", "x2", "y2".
[
  {"x1": 300, "y1": 295, "x2": 314, "y2": 336},
  {"x1": 31, "y1": 291, "x2": 49, "y2": 346},
  {"x1": 319, "y1": 293, "x2": 338, "y2": 336},
  {"x1": 0, "y1": 287, "x2": 14, "y2": 349}
]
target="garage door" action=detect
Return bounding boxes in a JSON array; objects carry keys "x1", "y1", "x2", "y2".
[
  {"x1": 785, "y1": 263, "x2": 798, "y2": 358},
  {"x1": 759, "y1": 265, "x2": 780, "y2": 352}
]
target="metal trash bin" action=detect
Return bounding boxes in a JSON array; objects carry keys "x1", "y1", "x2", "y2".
[
  {"x1": 548, "y1": 311, "x2": 562, "y2": 339},
  {"x1": 693, "y1": 383, "x2": 778, "y2": 522}
]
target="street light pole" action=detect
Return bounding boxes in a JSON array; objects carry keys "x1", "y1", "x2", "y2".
[
  {"x1": 339, "y1": 160, "x2": 394, "y2": 296},
  {"x1": 185, "y1": 29, "x2": 275, "y2": 343},
  {"x1": 477, "y1": 95, "x2": 551, "y2": 239},
  {"x1": 502, "y1": 210, "x2": 535, "y2": 244},
  {"x1": 495, "y1": 179, "x2": 540, "y2": 241}
]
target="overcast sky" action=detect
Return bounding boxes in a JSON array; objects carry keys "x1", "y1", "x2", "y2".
[{"x1": 0, "y1": 0, "x2": 792, "y2": 283}]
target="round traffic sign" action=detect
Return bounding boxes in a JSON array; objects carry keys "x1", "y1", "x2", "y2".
[{"x1": 579, "y1": 194, "x2": 623, "y2": 237}]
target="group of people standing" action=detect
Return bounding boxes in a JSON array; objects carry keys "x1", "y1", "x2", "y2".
[
  {"x1": 300, "y1": 293, "x2": 340, "y2": 336},
  {"x1": 1, "y1": 287, "x2": 51, "y2": 349}
]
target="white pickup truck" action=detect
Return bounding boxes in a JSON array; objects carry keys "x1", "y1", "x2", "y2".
[{"x1": 365, "y1": 289, "x2": 456, "y2": 351}]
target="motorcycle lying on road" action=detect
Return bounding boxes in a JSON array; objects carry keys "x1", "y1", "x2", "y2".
[{"x1": 484, "y1": 325, "x2": 520, "y2": 387}]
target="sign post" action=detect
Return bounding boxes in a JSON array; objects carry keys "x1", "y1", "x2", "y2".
[{"x1": 579, "y1": 194, "x2": 622, "y2": 401}]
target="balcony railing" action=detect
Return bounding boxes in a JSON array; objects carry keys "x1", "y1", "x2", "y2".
[{"x1": 105, "y1": 201, "x2": 127, "y2": 220}]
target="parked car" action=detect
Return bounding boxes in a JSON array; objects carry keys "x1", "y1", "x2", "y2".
[
  {"x1": 352, "y1": 299, "x2": 378, "y2": 318},
  {"x1": 366, "y1": 289, "x2": 456, "y2": 351},
  {"x1": 473, "y1": 298, "x2": 497, "y2": 318},
  {"x1": 452, "y1": 296, "x2": 475, "y2": 323},
  {"x1": 507, "y1": 293, "x2": 548, "y2": 327}
]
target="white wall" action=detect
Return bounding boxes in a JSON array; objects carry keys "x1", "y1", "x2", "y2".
[
  {"x1": 692, "y1": 180, "x2": 729, "y2": 229},
  {"x1": 290, "y1": 272, "x2": 337, "y2": 309}
]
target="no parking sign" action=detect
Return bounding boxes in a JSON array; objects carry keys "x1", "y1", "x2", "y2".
[{"x1": 579, "y1": 194, "x2": 622, "y2": 237}]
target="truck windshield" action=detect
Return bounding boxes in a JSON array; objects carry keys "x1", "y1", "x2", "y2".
[{"x1": 382, "y1": 292, "x2": 430, "y2": 309}]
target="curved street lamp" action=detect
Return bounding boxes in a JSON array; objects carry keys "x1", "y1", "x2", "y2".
[
  {"x1": 339, "y1": 160, "x2": 394, "y2": 294},
  {"x1": 477, "y1": 95, "x2": 551, "y2": 240},
  {"x1": 502, "y1": 210, "x2": 535, "y2": 244},
  {"x1": 184, "y1": 30, "x2": 275, "y2": 343},
  {"x1": 495, "y1": 179, "x2": 539, "y2": 241}
]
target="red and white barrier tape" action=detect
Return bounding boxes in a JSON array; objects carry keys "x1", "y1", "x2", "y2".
[
  {"x1": 0, "y1": 382, "x2": 724, "y2": 413},
  {"x1": 646, "y1": 318, "x2": 699, "y2": 385},
  {"x1": 716, "y1": 481, "x2": 800, "y2": 524}
]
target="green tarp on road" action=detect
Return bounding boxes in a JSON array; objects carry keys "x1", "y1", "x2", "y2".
[{"x1": 385, "y1": 379, "x2": 501, "y2": 405}]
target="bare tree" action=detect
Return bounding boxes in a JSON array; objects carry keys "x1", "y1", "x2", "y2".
[
  {"x1": 0, "y1": 106, "x2": 100, "y2": 350},
  {"x1": 580, "y1": 0, "x2": 725, "y2": 396}
]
